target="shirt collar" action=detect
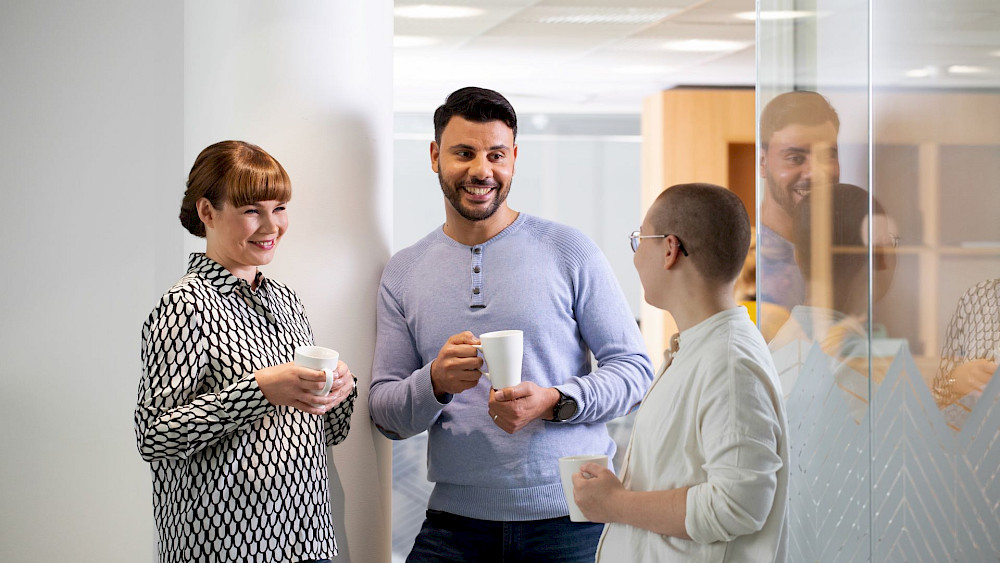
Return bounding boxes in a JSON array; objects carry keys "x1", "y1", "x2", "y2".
[
  {"x1": 187, "y1": 253, "x2": 267, "y2": 296},
  {"x1": 676, "y1": 307, "x2": 748, "y2": 353}
]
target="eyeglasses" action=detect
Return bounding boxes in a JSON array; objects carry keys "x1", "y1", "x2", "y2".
[{"x1": 629, "y1": 230, "x2": 688, "y2": 255}]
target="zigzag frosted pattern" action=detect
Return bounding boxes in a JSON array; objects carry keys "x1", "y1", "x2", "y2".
[{"x1": 775, "y1": 338, "x2": 1000, "y2": 562}]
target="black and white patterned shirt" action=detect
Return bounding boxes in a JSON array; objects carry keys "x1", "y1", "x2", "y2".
[
  {"x1": 934, "y1": 278, "x2": 1000, "y2": 429},
  {"x1": 135, "y1": 253, "x2": 355, "y2": 563}
]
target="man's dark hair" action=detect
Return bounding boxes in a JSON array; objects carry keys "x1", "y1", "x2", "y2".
[
  {"x1": 760, "y1": 91, "x2": 840, "y2": 148},
  {"x1": 433, "y1": 87, "x2": 517, "y2": 144},
  {"x1": 650, "y1": 183, "x2": 751, "y2": 284}
]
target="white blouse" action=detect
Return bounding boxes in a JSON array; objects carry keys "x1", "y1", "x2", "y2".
[
  {"x1": 597, "y1": 308, "x2": 789, "y2": 562},
  {"x1": 135, "y1": 253, "x2": 355, "y2": 563}
]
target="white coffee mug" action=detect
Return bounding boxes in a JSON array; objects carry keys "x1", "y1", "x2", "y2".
[
  {"x1": 294, "y1": 345, "x2": 339, "y2": 397},
  {"x1": 472, "y1": 330, "x2": 523, "y2": 390},
  {"x1": 558, "y1": 454, "x2": 610, "y2": 522}
]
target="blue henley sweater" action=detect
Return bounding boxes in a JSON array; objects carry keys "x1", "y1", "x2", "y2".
[{"x1": 369, "y1": 213, "x2": 654, "y2": 521}]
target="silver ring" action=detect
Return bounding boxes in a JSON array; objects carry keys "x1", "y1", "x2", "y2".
[{"x1": 493, "y1": 414, "x2": 499, "y2": 421}]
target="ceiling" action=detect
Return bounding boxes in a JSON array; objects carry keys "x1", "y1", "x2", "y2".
[
  {"x1": 394, "y1": 0, "x2": 756, "y2": 113},
  {"x1": 393, "y1": 0, "x2": 1000, "y2": 114}
]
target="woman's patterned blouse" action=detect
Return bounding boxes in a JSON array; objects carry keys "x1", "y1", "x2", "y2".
[{"x1": 135, "y1": 253, "x2": 355, "y2": 563}]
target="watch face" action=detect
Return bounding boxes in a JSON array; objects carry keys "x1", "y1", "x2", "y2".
[{"x1": 557, "y1": 397, "x2": 578, "y2": 420}]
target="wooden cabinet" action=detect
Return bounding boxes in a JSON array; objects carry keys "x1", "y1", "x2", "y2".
[{"x1": 639, "y1": 88, "x2": 755, "y2": 354}]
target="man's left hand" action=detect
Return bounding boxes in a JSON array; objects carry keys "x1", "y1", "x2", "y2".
[{"x1": 488, "y1": 382, "x2": 559, "y2": 434}]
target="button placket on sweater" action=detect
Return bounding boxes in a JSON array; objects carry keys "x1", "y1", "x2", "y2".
[{"x1": 470, "y1": 245, "x2": 485, "y2": 308}]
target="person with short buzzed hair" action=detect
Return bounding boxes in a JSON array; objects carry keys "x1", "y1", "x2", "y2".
[{"x1": 572, "y1": 183, "x2": 789, "y2": 562}]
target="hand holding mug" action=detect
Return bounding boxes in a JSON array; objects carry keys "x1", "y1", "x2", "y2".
[
  {"x1": 255, "y1": 362, "x2": 339, "y2": 416},
  {"x1": 430, "y1": 331, "x2": 484, "y2": 398},
  {"x1": 327, "y1": 360, "x2": 356, "y2": 407},
  {"x1": 566, "y1": 458, "x2": 619, "y2": 523}
]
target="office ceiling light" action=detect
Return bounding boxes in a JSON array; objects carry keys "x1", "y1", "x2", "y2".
[
  {"x1": 736, "y1": 10, "x2": 814, "y2": 21},
  {"x1": 615, "y1": 64, "x2": 674, "y2": 75},
  {"x1": 904, "y1": 67, "x2": 934, "y2": 78},
  {"x1": 394, "y1": 35, "x2": 440, "y2": 48},
  {"x1": 662, "y1": 39, "x2": 749, "y2": 53},
  {"x1": 536, "y1": 9, "x2": 677, "y2": 25},
  {"x1": 394, "y1": 5, "x2": 483, "y2": 19},
  {"x1": 948, "y1": 64, "x2": 990, "y2": 75}
]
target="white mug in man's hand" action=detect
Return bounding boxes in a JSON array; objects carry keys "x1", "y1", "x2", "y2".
[
  {"x1": 473, "y1": 330, "x2": 523, "y2": 390},
  {"x1": 294, "y1": 345, "x2": 339, "y2": 397}
]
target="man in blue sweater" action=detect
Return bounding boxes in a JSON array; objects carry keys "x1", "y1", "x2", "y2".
[{"x1": 369, "y1": 86, "x2": 654, "y2": 562}]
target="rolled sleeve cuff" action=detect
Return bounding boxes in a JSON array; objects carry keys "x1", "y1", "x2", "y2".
[{"x1": 684, "y1": 483, "x2": 739, "y2": 545}]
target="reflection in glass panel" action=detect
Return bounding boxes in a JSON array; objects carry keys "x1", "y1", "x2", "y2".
[{"x1": 761, "y1": 0, "x2": 1000, "y2": 559}]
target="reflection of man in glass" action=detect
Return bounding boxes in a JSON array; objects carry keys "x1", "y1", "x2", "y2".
[{"x1": 758, "y1": 91, "x2": 841, "y2": 327}]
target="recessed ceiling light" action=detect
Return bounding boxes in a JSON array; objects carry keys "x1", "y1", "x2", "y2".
[
  {"x1": 394, "y1": 35, "x2": 440, "y2": 48},
  {"x1": 948, "y1": 64, "x2": 990, "y2": 75},
  {"x1": 904, "y1": 67, "x2": 934, "y2": 78},
  {"x1": 537, "y1": 10, "x2": 677, "y2": 25},
  {"x1": 394, "y1": 5, "x2": 483, "y2": 19},
  {"x1": 662, "y1": 40, "x2": 749, "y2": 53},
  {"x1": 615, "y1": 65, "x2": 673, "y2": 75},
  {"x1": 735, "y1": 10, "x2": 814, "y2": 21}
]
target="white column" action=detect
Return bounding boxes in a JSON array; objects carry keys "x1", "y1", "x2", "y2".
[
  {"x1": 0, "y1": 2, "x2": 184, "y2": 562},
  {"x1": 184, "y1": 1, "x2": 393, "y2": 562}
]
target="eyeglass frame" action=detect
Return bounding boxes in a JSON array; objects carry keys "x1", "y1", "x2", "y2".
[{"x1": 629, "y1": 230, "x2": 688, "y2": 255}]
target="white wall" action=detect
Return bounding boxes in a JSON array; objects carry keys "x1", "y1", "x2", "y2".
[
  {"x1": 0, "y1": 1, "x2": 392, "y2": 561},
  {"x1": 0, "y1": 2, "x2": 183, "y2": 561},
  {"x1": 184, "y1": 2, "x2": 393, "y2": 561}
]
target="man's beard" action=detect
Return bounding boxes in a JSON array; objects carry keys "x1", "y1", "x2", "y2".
[
  {"x1": 439, "y1": 172, "x2": 511, "y2": 222},
  {"x1": 766, "y1": 174, "x2": 809, "y2": 216}
]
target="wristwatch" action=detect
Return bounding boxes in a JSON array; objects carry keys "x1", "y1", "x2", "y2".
[{"x1": 551, "y1": 390, "x2": 578, "y2": 422}]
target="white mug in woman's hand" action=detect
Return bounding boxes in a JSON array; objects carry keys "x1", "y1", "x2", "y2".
[{"x1": 294, "y1": 345, "x2": 340, "y2": 398}]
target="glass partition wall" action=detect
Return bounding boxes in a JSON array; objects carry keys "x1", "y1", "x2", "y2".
[{"x1": 758, "y1": 0, "x2": 1000, "y2": 560}]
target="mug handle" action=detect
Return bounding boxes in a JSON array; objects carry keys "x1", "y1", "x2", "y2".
[
  {"x1": 319, "y1": 368, "x2": 335, "y2": 396},
  {"x1": 470, "y1": 345, "x2": 491, "y2": 383},
  {"x1": 308, "y1": 368, "x2": 337, "y2": 408}
]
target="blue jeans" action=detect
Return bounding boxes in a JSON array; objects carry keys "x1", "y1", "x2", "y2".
[{"x1": 406, "y1": 510, "x2": 604, "y2": 563}]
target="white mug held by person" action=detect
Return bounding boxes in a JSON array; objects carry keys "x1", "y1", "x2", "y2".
[{"x1": 473, "y1": 330, "x2": 523, "y2": 390}]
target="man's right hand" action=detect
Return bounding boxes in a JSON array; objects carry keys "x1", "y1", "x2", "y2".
[{"x1": 430, "y1": 331, "x2": 484, "y2": 398}]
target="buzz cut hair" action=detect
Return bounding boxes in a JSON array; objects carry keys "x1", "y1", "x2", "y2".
[{"x1": 649, "y1": 183, "x2": 751, "y2": 284}]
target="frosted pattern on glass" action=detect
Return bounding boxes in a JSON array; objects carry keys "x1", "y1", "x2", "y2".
[{"x1": 774, "y1": 338, "x2": 1000, "y2": 561}]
